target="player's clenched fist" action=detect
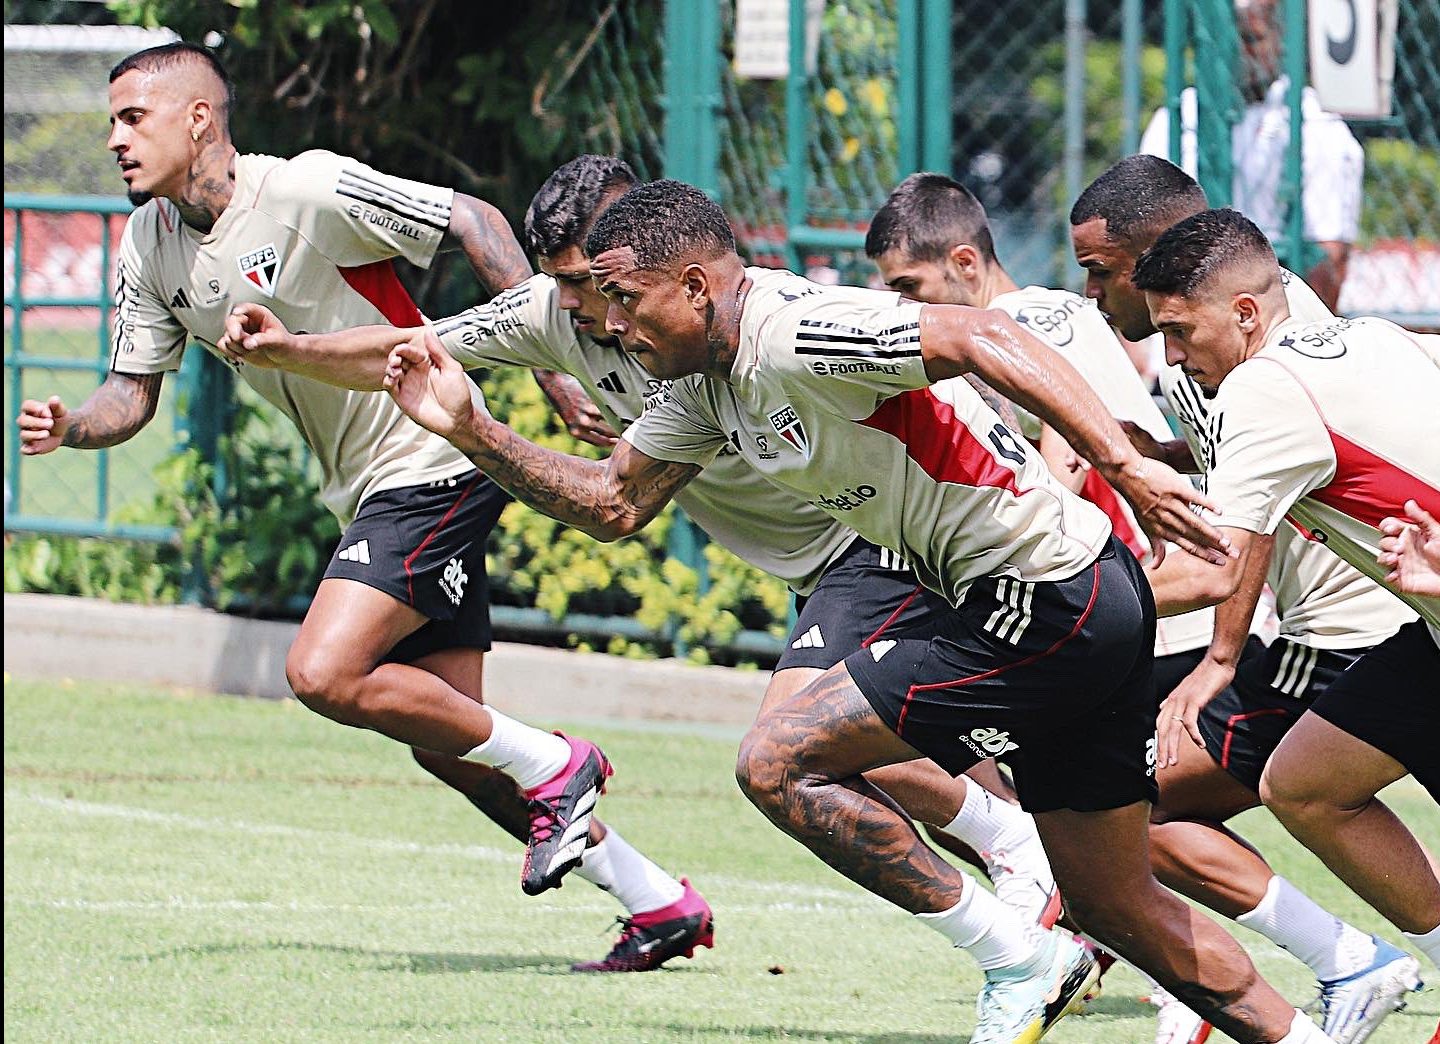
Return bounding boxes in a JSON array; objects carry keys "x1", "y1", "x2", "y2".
[
  {"x1": 217, "y1": 302, "x2": 289, "y2": 368},
  {"x1": 384, "y1": 330, "x2": 478, "y2": 442},
  {"x1": 16, "y1": 396, "x2": 70, "y2": 455}
]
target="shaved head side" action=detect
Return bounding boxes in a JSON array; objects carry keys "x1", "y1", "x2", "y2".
[
  {"x1": 1133, "y1": 208, "x2": 1281, "y2": 300},
  {"x1": 110, "y1": 42, "x2": 235, "y2": 123},
  {"x1": 1070, "y1": 155, "x2": 1208, "y2": 247}
]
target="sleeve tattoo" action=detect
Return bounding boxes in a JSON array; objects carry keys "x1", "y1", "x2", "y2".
[{"x1": 62, "y1": 371, "x2": 164, "y2": 449}]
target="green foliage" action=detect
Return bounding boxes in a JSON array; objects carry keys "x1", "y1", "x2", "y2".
[
  {"x1": 1359, "y1": 137, "x2": 1440, "y2": 245},
  {"x1": 3, "y1": 111, "x2": 120, "y2": 196}
]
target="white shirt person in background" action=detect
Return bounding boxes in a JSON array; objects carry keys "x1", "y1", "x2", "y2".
[{"x1": 1140, "y1": 0, "x2": 1363, "y2": 311}]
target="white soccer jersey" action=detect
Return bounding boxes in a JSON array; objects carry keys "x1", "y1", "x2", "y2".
[
  {"x1": 1159, "y1": 272, "x2": 1417, "y2": 646},
  {"x1": 431, "y1": 274, "x2": 855, "y2": 594},
  {"x1": 625, "y1": 268, "x2": 1113, "y2": 607},
  {"x1": 935, "y1": 285, "x2": 1213, "y2": 655},
  {"x1": 110, "y1": 150, "x2": 471, "y2": 525},
  {"x1": 1202, "y1": 315, "x2": 1440, "y2": 631}
]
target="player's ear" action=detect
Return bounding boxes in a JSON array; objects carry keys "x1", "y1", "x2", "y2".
[
  {"x1": 1233, "y1": 292, "x2": 1261, "y2": 332},
  {"x1": 189, "y1": 99, "x2": 212, "y2": 144},
  {"x1": 682, "y1": 263, "x2": 710, "y2": 311},
  {"x1": 948, "y1": 243, "x2": 981, "y2": 279}
]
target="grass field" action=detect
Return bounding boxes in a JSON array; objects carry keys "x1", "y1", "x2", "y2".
[{"x1": 4, "y1": 677, "x2": 1437, "y2": 1043}]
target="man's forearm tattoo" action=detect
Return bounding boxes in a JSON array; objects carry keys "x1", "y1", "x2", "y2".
[
  {"x1": 965, "y1": 373, "x2": 1023, "y2": 433},
  {"x1": 63, "y1": 372, "x2": 163, "y2": 449}
]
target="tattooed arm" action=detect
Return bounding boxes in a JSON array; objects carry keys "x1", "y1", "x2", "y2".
[
  {"x1": 962, "y1": 373, "x2": 1022, "y2": 433},
  {"x1": 383, "y1": 331, "x2": 698, "y2": 540},
  {"x1": 443, "y1": 193, "x2": 533, "y2": 296},
  {"x1": 16, "y1": 371, "x2": 164, "y2": 454}
]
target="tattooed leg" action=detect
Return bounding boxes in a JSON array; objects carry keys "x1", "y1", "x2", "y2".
[
  {"x1": 1036, "y1": 804, "x2": 1298, "y2": 1043},
  {"x1": 735, "y1": 662, "x2": 974, "y2": 914}
]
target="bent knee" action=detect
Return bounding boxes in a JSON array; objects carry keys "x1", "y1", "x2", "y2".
[
  {"x1": 286, "y1": 648, "x2": 363, "y2": 717},
  {"x1": 735, "y1": 727, "x2": 788, "y2": 803}
]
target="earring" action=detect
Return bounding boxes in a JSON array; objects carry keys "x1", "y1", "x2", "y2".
[{"x1": 192, "y1": 129, "x2": 201, "y2": 142}]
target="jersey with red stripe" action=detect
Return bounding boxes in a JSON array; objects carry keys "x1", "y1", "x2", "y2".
[
  {"x1": 951, "y1": 284, "x2": 1214, "y2": 655},
  {"x1": 624, "y1": 268, "x2": 1111, "y2": 606},
  {"x1": 109, "y1": 150, "x2": 470, "y2": 524},
  {"x1": 1205, "y1": 315, "x2": 1440, "y2": 630}
]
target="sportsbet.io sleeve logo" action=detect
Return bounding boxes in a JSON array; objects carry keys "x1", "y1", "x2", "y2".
[{"x1": 237, "y1": 243, "x2": 281, "y2": 297}]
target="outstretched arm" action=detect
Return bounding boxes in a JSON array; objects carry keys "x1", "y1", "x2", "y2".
[
  {"x1": 443, "y1": 193, "x2": 532, "y2": 296},
  {"x1": 919, "y1": 305, "x2": 1231, "y2": 564},
  {"x1": 218, "y1": 304, "x2": 402, "y2": 390},
  {"x1": 384, "y1": 331, "x2": 698, "y2": 540},
  {"x1": 17, "y1": 371, "x2": 164, "y2": 453}
]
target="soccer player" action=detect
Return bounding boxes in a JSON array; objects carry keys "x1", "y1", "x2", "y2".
[
  {"x1": 381, "y1": 179, "x2": 1330, "y2": 1043},
  {"x1": 1070, "y1": 156, "x2": 1425, "y2": 1043},
  {"x1": 13, "y1": 43, "x2": 649, "y2": 929},
  {"x1": 221, "y1": 154, "x2": 1062, "y2": 975},
  {"x1": 1131, "y1": 207, "x2": 1440, "y2": 978}
]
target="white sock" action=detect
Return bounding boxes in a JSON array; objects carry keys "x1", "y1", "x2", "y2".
[
  {"x1": 1236, "y1": 876, "x2": 1376, "y2": 981},
  {"x1": 460, "y1": 707, "x2": 570, "y2": 791},
  {"x1": 915, "y1": 877, "x2": 1043, "y2": 971},
  {"x1": 574, "y1": 828, "x2": 685, "y2": 915},
  {"x1": 936, "y1": 780, "x2": 1041, "y2": 861},
  {"x1": 1403, "y1": 920, "x2": 1440, "y2": 969},
  {"x1": 1275, "y1": 1008, "x2": 1330, "y2": 1042}
]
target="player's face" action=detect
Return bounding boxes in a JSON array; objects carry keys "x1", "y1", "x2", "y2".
[
  {"x1": 1147, "y1": 290, "x2": 1247, "y2": 393},
  {"x1": 1071, "y1": 218, "x2": 1154, "y2": 341},
  {"x1": 873, "y1": 250, "x2": 965, "y2": 305},
  {"x1": 107, "y1": 70, "x2": 194, "y2": 207},
  {"x1": 590, "y1": 246, "x2": 708, "y2": 379},
  {"x1": 538, "y1": 245, "x2": 617, "y2": 344},
  {"x1": 1237, "y1": 2, "x2": 1282, "y2": 102}
]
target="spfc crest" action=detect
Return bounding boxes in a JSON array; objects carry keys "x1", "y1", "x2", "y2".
[
  {"x1": 237, "y1": 243, "x2": 281, "y2": 297},
  {"x1": 767, "y1": 403, "x2": 809, "y2": 454}
]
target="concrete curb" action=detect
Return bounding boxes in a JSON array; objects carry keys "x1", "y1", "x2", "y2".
[{"x1": 2, "y1": 593, "x2": 771, "y2": 727}]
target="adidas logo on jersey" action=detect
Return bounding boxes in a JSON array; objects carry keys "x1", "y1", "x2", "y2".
[
  {"x1": 596, "y1": 371, "x2": 627, "y2": 394},
  {"x1": 337, "y1": 540, "x2": 370, "y2": 565},
  {"x1": 790, "y1": 625, "x2": 825, "y2": 650},
  {"x1": 169, "y1": 288, "x2": 192, "y2": 309}
]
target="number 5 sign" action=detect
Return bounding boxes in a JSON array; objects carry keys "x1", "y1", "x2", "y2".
[{"x1": 1308, "y1": 0, "x2": 1398, "y2": 117}]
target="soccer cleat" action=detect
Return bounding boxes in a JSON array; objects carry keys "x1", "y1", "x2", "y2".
[
  {"x1": 981, "y1": 836, "x2": 1062, "y2": 929},
  {"x1": 520, "y1": 733, "x2": 612, "y2": 896},
  {"x1": 1317, "y1": 937, "x2": 1423, "y2": 1044},
  {"x1": 1150, "y1": 986, "x2": 1213, "y2": 1044},
  {"x1": 571, "y1": 878, "x2": 715, "y2": 973},
  {"x1": 971, "y1": 929, "x2": 1099, "y2": 1044},
  {"x1": 1078, "y1": 940, "x2": 1119, "y2": 1005}
]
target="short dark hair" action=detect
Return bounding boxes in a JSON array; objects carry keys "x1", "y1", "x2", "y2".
[
  {"x1": 584, "y1": 179, "x2": 736, "y2": 271},
  {"x1": 1132, "y1": 208, "x2": 1277, "y2": 296},
  {"x1": 1069, "y1": 155, "x2": 1208, "y2": 246},
  {"x1": 524, "y1": 155, "x2": 639, "y2": 258},
  {"x1": 110, "y1": 42, "x2": 235, "y2": 120},
  {"x1": 864, "y1": 172, "x2": 995, "y2": 262}
]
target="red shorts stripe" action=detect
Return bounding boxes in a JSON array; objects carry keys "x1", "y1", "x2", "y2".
[
  {"x1": 1220, "y1": 708, "x2": 1289, "y2": 771},
  {"x1": 860, "y1": 584, "x2": 925, "y2": 649},
  {"x1": 403, "y1": 476, "x2": 481, "y2": 605}
]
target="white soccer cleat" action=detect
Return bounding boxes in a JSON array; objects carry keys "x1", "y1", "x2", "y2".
[
  {"x1": 1317, "y1": 937, "x2": 1423, "y2": 1044},
  {"x1": 1150, "y1": 986, "x2": 1212, "y2": 1044},
  {"x1": 970, "y1": 928, "x2": 1098, "y2": 1044}
]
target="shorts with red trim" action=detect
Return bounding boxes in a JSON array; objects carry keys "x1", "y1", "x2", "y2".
[
  {"x1": 322, "y1": 470, "x2": 510, "y2": 664},
  {"x1": 1195, "y1": 636, "x2": 1363, "y2": 792},
  {"x1": 1308, "y1": 620, "x2": 1440, "y2": 799},
  {"x1": 847, "y1": 535, "x2": 1158, "y2": 814},
  {"x1": 775, "y1": 537, "x2": 954, "y2": 671}
]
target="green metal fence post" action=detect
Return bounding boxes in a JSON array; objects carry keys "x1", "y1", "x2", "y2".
[
  {"x1": 1164, "y1": 0, "x2": 1188, "y2": 166},
  {"x1": 784, "y1": 0, "x2": 810, "y2": 272},
  {"x1": 919, "y1": 0, "x2": 953, "y2": 173},
  {"x1": 7, "y1": 208, "x2": 25, "y2": 517},
  {"x1": 1193, "y1": 0, "x2": 1238, "y2": 206},
  {"x1": 662, "y1": 1, "x2": 722, "y2": 199},
  {"x1": 1122, "y1": 0, "x2": 1143, "y2": 154},
  {"x1": 898, "y1": 0, "x2": 921, "y2": 177},
  {"x1": 1064, "y1": 0, "x2": 1088, "y2": 286},
  {"x1": 1281, "y1": 0, "x2": 1307, "y2": 272}
]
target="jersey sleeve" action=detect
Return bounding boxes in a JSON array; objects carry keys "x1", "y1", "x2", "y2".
[
  {"x1": 1205, "y1": 360, "x2": 1335, "y2": 535},
  {"x1": 109, "y1": 211, "x2": 188, "y2": 374},
  {"x1": 766, "y1": 296, "x2": 930, "y2": 419},
  {"x1": 621, "y1": 376, "x2": 728, "y2": 467},
  {"x1": 274, "y1": 150, "x2": 453, "y2": 270},
  {"x1": 430, "y1": 276, "x2": 565, "y2": 370},
  {"x1": 1301, "y1": 117, "x2": 1363, "y2": 243}
]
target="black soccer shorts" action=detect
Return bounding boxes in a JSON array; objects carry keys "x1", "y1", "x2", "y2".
[
  {"x1": 322, "y1": 470, "x2": 510, "y2": 664},
  {"x1": 776, "y1": 537, "x2": 954, "y2": 672},
  {"x1": 1308, "y1": 620, "x2": 1440, "y2": 798},
  {"x1": 847, "y1": 535, "x2": 1159, "y2": 814}
]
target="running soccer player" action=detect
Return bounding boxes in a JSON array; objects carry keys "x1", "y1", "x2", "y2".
[
  {"x1": 1070, "y1": 156, "x2": 1424, "y2": 1043},
  {"x1": 1131, "y1": 208, "x2": 1440, "y2": 981},
  {"x1": 221, "y1": 155, "x2": 1062, "y2": 977},
  {"x1": 14, "y1": 42, "x2": 633, "y2": 919},
  {"x1": 381, "y1": 179, "x2": 1330, "y2": 1043}
]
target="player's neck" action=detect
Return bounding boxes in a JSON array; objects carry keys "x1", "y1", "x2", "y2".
[
  {"x1": 977, "y1": 266, "x2": 1019, "y2": 307},
  {"x1": 704, "y1": 273, "x2": 750, "y2": 382},
  {"x1": 171, "y1": 146, "x2": 238, "y2": 235}
]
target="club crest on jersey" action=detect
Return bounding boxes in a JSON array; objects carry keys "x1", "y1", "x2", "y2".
[
  {"x1": 237, "y1": 243, "x2": 281, "y2": 297},
  {"x1": 767, "y1": 404, "x2": 810, "y2": 454}
]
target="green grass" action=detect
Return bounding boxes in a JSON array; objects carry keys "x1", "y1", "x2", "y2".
[{"x1": 4, "y1": 677, "x2": 1437, "y2": 1042}]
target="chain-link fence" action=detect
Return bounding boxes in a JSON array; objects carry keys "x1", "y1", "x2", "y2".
[{"x1": 1163, "y1": 0, "x2": 1439, "y2": 327}]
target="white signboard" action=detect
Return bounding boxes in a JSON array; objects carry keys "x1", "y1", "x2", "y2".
[
  {"x1": 734, "y1": 0, "x2": 824, "y2": 80},
  {"x1": 1308, "y1": 0, "x2": 1396, "y2": 117}
]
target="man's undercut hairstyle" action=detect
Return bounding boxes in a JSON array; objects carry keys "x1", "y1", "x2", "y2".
[
  {"x1": 524, "y1": 155, "x2": 639, "y2": 258},
  {"x1": 110, "y1": 42, "x2": 235, "y2": 119},
  {"x1": 864, "y1": 172, "x2": 996, "y2": 262},
  {"x1": 584, "y1": 179, "x2": 737, "y2": 271},
  {"x1": 1132, "y1": 208, "x2": 1278, "y2": 297},
  {"x1": 1069, "y1": 155, "x2": 1208, "y2": 245}
]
